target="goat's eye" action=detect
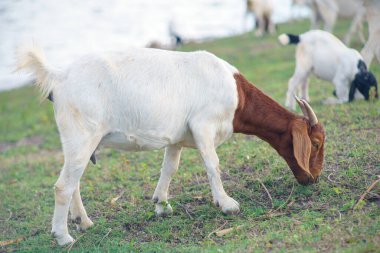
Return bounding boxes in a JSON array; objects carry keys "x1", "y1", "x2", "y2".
[{"x1": 312, "y1": 142, "x2": 319, "y2": 149}]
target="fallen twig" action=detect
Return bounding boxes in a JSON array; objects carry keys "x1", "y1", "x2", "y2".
[
  {"x1": 110, "y1": 190, "x2": 125, "y2": 206},
  {"x1": 97, "y1": 228, "x2": 112, "y2": 245},
  {"x1": 253, "y1": 212, "x2": 288, "y2": 221},
  {"x1": 207, "y1": 220, "x2": 228, "y2": 239},
  {"x1": 256, "y1": 179, "x2": 274, "y2": 209},
  {"x1": 351, "y1": 127, "x2": 380, "y2": 131},
  {"x1": 215, "y1": 225, "x2": 244, "y2": 237},
  {"x1": 66, "y1": 234, "x2": 85, "y2": 253},
  {"x1": 175, "y1": 202, "x2": 193, "y2": 220},
  {"x1": 0, "y1": 237, "x2": 25, "y2": 247},
  {"x1": 351, "y1": 175, "x2": 380, "y2": 210},
  {"x1": 327, "y1": 172, "x2": 337, "y2": 184},
  {"x1": 0, "y1": 209, "x2": 12, "y2": 222},
  {"x1": 270, "y1": 181, "x2": 295, "y2": 213}
]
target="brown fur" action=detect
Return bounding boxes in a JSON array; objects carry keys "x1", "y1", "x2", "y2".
[{"x1": 233, "y1": 73, "x2": 325, "y2": 185}]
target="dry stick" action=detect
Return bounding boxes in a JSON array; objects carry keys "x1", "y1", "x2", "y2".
[
  {"x1": 252, "y1": 212, "x2": 288, "y2": 221},
  {"x1": 351, "y1": 127, "x2": 380, "y2": 131},
  {"x1": 0, "y1": 237, "x2": 25, "y2": 247},
  {"x1": 351, "y1": 175, "x2": 380, "y2": 210},
  {"x1": 66, "y1": 234, "x2": 85, "y2": 253},
  {"x1": 215, "y1": 225, "x2": 244, "y2": 237},
  {"x1": 0, "y1": 209, "x2": 12, "y2": 222},
  {"x1": 175, "y1": 201, "x2": 193, "y2": 220},
  {"x1": 207, "y1": 220, "x2": 229, "y2": 239},
  {"x1": 110, "y1": 190, "x2": 126, "y2": 205},
  {"x1": 256, "y1": 179, "x2": 274, "y2": 209},
  {"x1": 271, "y1": 181, "x2": 295, "y2": 213},
  {"x1": 327, "y1": 172, "x2": 337, "y2": 184},
  {"x1": 97, "y1": 228, "x2": 112, "y2": 245}
]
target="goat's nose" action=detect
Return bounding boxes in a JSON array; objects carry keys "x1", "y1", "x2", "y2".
[{"x1": 315, "y1": 176, "x2": 320, "y2": 183}]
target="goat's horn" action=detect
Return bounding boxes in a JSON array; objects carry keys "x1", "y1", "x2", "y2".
[
  {"x1": 294, "y1": 95, "x2": 308, "y2": 118},
  {"x1": 301, "y1": 99, "x2": 318, "y2": 126}
]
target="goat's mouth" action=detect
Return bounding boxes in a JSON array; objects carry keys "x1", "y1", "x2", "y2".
[{"x1": 296, "y1": 174, "x2": 318, "y2": 186}]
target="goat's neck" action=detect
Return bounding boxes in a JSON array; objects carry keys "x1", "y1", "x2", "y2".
[{"x1": 232, "y1": 73, "x2": 297, "y2": 152}]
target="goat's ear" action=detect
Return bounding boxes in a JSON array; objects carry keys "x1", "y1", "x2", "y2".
[{"x1": 292, "y1": 123, "x2": 312, "y2": 177}]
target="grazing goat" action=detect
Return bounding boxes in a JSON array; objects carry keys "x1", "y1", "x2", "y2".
[
  {"x1": 279, "y1": 30, "x2": 378, "y2": 110},
  {"x1": 292, "y1": 0, "x2": 366, "y2": 45},
  {"x1": 18, "y1": 46, "x2": 325, "y2": 246},
  {"x1": 246, "y1": 0, "x2": 276, "y2": 36},
  {"x1": 361, "y1": 0, "x2": 380, "y2": 68}
]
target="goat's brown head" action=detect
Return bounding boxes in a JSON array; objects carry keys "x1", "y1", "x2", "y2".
[{"x1": 281, "y1": 97, "x2": 325, "y2": 185}]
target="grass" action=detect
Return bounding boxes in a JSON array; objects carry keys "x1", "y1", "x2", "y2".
[{"x1": 1, "y1": 19, "x2": 379, "y2": 252}]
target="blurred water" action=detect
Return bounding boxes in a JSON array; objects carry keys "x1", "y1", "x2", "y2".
[{"x1": 0, "y1": 0, "x2": 308, "y2": 91}]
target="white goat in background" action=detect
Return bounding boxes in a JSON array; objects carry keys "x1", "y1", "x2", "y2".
[
  {"x1": 246, "y1": 0, "x2": 276, "y2": 36},
  {"x1": 361, "y1": 0, "x2": 380, "y2": 68},
  {"x1": 293, "y1": 0, "x2": 366, "y2": 45},
  {"x1": 279, "y1": 30, "x2": 378, "y2": 109}
]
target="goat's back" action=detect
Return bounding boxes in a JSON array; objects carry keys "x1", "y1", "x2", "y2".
[{"x1": 53, "y1": 48, "x2": 239, "y2": 149}]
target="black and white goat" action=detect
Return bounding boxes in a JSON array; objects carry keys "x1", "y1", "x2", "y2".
[{"x1": 279, "y1": 30, "x2": 378, "y2": 110}]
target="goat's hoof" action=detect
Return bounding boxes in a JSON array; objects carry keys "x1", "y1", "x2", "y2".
[
  {"x1": 219, "y1": 197, "x2": 240, "y2": 215},
  {"x1": 155, "y1": 202, "x2": 173, "y2": 217},
  {"x1": 72, "y1": 216, "x2": 81, "y2": 225},
  {"x1": 76, "y1": 218, "x2": 94, "y2": 232},
  {"x1": 52, "y1": 232, "x2": 74, "y2": 246}
]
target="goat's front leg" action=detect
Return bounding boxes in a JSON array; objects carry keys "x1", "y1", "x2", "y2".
[
  {"x1": 255, "y1": 16, "x2": 264, "y2": 37},
  {"x1": 69, "y1": 182, "x2": 94, "y2": 231},
  {"x1": 192, "y1": 127, "x2": 239, "y2": 214},
  {"x1": 152, "y1": 145, "x2": 182, "y2": 216}
]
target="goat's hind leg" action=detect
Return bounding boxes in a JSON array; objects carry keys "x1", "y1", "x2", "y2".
[
  {"x1": 51, "y1": 133, "x2": 102, "y2": 246},
  {"x1": 69, "y1": 182, "x2": 94, "y2": 231}
]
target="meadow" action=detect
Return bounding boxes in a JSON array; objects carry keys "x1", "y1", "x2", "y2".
[{"x1": 0, "y1": 19, "x2": 379, "y2": 252}]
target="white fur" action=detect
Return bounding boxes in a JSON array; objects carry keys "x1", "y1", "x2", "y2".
[
  {"x1": 293, "y1": 0, "x2": 365, "y2": 45},
  {"x1": 278, "y1": 34, "x2": 290, "y2": 46},
  {"x1": 361, "y1": 0, "x2": 380, "y2": 68},
  {"x1": 18, "y1": 47, "x2": 241, "y2": 245},
  {"x1": 246, "y1": 0, "x2": 276, "y2": 37},
  {"x1": 279, "y1": 30, "x2": 364, "y2": 110}
]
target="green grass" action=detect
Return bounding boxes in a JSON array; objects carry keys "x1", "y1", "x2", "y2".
[{"x1": 1, "y1": 19, "x2": 379, "y2": 252}]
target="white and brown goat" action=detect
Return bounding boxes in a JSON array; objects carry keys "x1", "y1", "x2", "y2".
[{"x1": 18, "y1": 46, "x2": 325, "y2": 246}]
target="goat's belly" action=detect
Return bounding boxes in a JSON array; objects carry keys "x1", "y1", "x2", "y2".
[
  {"x1": 313, "y1": 67, "x2": 335, "y2": 82},
  {"x1": 99, "y1": 131, "x2": 175, "y2": 151}
]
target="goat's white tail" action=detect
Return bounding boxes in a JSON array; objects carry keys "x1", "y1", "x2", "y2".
[
  {"x1": 278, "y1": 33, "x2": 300, "y2": 46},
  {"x1": 16, "y1": 44, "x2": 62, "y2": 100}
]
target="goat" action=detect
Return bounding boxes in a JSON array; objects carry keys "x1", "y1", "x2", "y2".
[
  {"x1": 279, "y1": 30, "x2": 378, "y2": 110},
  {"x1": 361, "y1": 0, "x2": 380, "y2": 68},
  {"x1": 292, "y1": 0, "x2": 366, "y2": 45},
  {"x1": 18, "y1": 45, "x2": 325, "y2": 246},
  {"x1": 246, "y1": 0, "x2": 276, "y2": 37}
]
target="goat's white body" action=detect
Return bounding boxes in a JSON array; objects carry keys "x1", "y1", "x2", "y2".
[
  {"x1": 361, "y1": 0, "x2": 380, "y2": 68},
  {"x1": 281, "y1": 30, "x2": 363, "y2": 109},
  {"x1": 54, "y1": 49, "x2": 238, "y2": 151},
  {"x1": 292, "y1": 0, "x2": 365, "y2": 45},
  {"x1": 18, "y1": 47, "x2": 242, "y2": 245},
  {"x1": 246, "y1": 0, "x2": 276, "y2": 36}
]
